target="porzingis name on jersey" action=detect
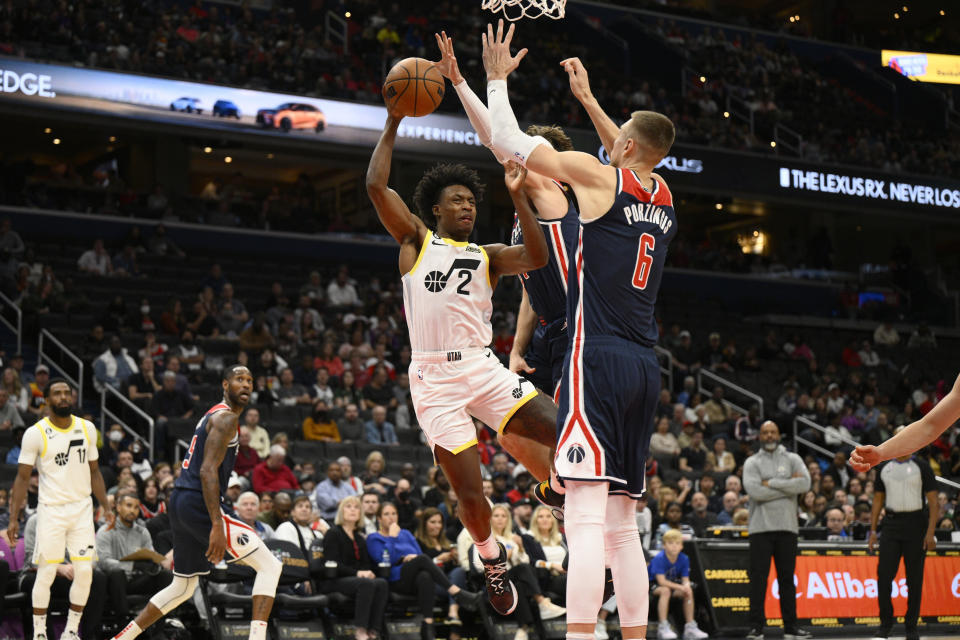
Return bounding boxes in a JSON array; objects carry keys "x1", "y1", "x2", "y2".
[{"x1": 623, "y1": 202, "x2": 673, "y2": 234}]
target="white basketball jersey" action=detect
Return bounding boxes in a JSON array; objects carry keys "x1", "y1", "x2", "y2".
[
  {"x1": 19, "y1": 415, "x2": 98, "y2": 506},
  {"x1": 402, "y1": 231, "x2": 494, "y2": 352}
]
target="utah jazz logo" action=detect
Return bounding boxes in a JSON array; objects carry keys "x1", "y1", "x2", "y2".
[
  {"x1": 566, "y1": 443, "x2": 586, "y2": 464},
  {"x1": 424, "y1": 258, "x2": 481, "y2": 296}
]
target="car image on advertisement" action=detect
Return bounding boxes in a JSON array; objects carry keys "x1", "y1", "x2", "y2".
[
  {"x1": 170, "y1": 97, "x2": 203, "y2": 113},
  {"x1": 212, "y1": 100, "x2": 241, "y2": 118},
  {"x1": 256, "y1": 102, "x2": 326, "y2": 133}
]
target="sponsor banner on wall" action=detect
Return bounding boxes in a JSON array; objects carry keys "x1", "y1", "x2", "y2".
[{"x1": 882, "y1": 49, "x2": 960, "y2": 85}]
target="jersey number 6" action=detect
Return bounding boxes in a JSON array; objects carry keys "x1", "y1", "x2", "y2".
[{"x1": 632, "y1": 233, "x2": 656, "y2": 290}]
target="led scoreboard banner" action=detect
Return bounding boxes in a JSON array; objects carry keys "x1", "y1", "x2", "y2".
[
  {"x1": 693, "y1": 540, "x2": 960, "y2": 634},
  {"x1": 883, "y1": 50, "x2": 960, "y2": 86}
]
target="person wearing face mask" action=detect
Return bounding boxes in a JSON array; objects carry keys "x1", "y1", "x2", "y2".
[
  {"x1": 302, "y1": 399, "x2": 341, "y2": 442},
  {"x1": 742, "y1": 421, "x2": 811, "y2": 640},
  {"x1": 175, "y1": 330, "x2": 205, "y2": 372},
  {"x1": 129, "y1": 440, "x2": 153, "y2": 480},
  {"x1": 100, "y1": 423, "x2": 130, "y2": 471}
]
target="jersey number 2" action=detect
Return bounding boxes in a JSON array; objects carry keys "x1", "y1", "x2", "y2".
[
  {"x1": 632, "y1": 233, "x2": 656, "y2": 290},
  {"x1": 181, "y1": 434, "x2": 198, "y2": 469}
]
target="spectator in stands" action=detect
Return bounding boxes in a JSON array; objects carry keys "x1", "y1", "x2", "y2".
[
  {"x1": 335, "y1": 370, "x2": 364, "y2": 409},
  {"x1": 322, "y1": 496, "x2": 389, "y2": 640},
  {"x1": 855, "y1": 394, "x2": 881, "y2": 433},
  {"x1": 685, "y1": 491, "x2": 718, "y2": 537},
  {"x1": 362, "y1": 450, "x2": 397, "y2": 496},
  {"x1": 362, "y1": 365, "x2": 396, "y2": 410},
  {"x1": 314, "y1": 461, "x2": 358, "y2": 521},
  {"x1": 0, "y1": 218, "x2": 24, "y2": 260},
  {"x1": 2, "y1": 366, "x2": 28, "y2": 413},
  {"x1": 275, "y1": 495, "x2": 329, "y2": 558},
  {"x1": 294, "y1": 295, "x2": 324, "y2": 342},
  {"x1": 365, "y1": 405, "x2": 398, "y2": 446},
  {"x1": 113, "y1": 246, "x2": 141, "y2": 278},
  {"x1": 707, "y1": 436, "x2": 735, "y2": 473},
  {"x1": 258, "y1": 491, "x2": 293, "y2": 531},
  {"x1": 138, "y1": 476, "x2": 165, "y2": 518},
  {"x1": 242, "y1": 407, "x2": 271, "y2": 458},
  {"x1": 0, "y1": 387, "x2": 23, "y2": 430},
  {"x1": 416, "y1": 507, "x2": 470, "y2": 624},
  {"x1": 301, "y1": 271, "x2": 324, "y2": 302},
  {"x1": 129, "y1": 440, "x2": 152, "y2": 479},
  {"x1": 704, "y1": 387, "x2": 731, "y2": 424},
  {"x1": 857, "y1": 340, "x2": 880, "y2": 369},
  {"x1": 823, "y1": 506, "x2": 850, "y2": 541},
  {"x1": 310, "y1": 367, "x2": 335, "y2": 406},
  {"x1": 150, "y1": 370, "x2": 194, "y2": 422},
  {"x1": 201, "y1": 263, "x2": 228, "y2": 295},
  {"x1": 315, "y1": 342, "x2": 345, "y2": 379},
  {"x1": 528, "y1": 505, "x2": 567, "y2": 594},
  {"x1": 716, "y1": 491, "x2": 740, "y2": 525},
  {"x1": 338, "y1": 457, "x2": 364, "y2": 495},
  {"x1": 216, "y1": 282, "x2": 248, "y2": 337},
  {"x1": 874, "y1": 321, "x2": 900, "y2": 347},
  {"x1": 234, "y1": 426, "x2": 261, "y2": 477},
  {"x1": 361, "y1": 492, "x2": 381, "y2": 534},
  {"x1": 649, "y1": 528, "x2": 708, "y2": 640},
  {"x1": 672, "y1": 331, "x2": 701, "y2": 383},
  {"x1": 147, "y1": 224, "x2": 183, "y2": 258},
  {"x1": 393, "y1": 477, "x2": 422, "y2": 532},
  {"x1": 97, "y1": 490, "x2": 173, "y2": 621},
  {"x1": 252, "y1": 444, "x2": 301, "y2": 494},
  {"x1": 655, "y1": 389, "x2": 675, "y2": 420},
  {"x1": 907, "y1": 324, "x2": 936, "y2": 349},
  {"x1": 5, "y1": 425, "x2": 24, "y2": 465},
  {"x1": 824, "y1": 451, "x2": 850, "y2": 490},
  {"x1": 127, "y1": 356, "x2": 161, "y2": 405},
  {"x1": 236, "y1": 491, "x2": 275, "y2": 540},
  {"x1": 93, "y1": 335, "x2": 139, "y2": 394},
  {"x1": 368, "y1": 501, "x2": 481, "y2": 640},
  {"x1": 655, "y1": 502, "x2": 696, "y2": 548},
  {"x1": 702, "y1": 332, "x2": 734, "y2": 374},
  {"x1": 302, "y1": 398, "x2": 341, "y2": 442},
  {"x1": 506, "y1": 470, "x2": 535, "y2": 505},
  {"x1": 77, "y1": 238, "x2": 113, "y2": 275},
  {"x1": 679, "y1": 429, "x2": 709, "y2": 473},
  {"x1": 777, "y1": 385, "x2": 798, "y2": 416},
  {"x1": 175, "y1": 329, "x2": 205, "y2": 372},
  {"x1": 276, "y1": 367, "x2": 311, "y2": 406},
  {"x1": 327, "y1": 266, "x2": 360, "y2": 309}
]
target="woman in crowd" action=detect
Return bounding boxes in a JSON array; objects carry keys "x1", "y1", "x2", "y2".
[
  {"x1": 2, "y1": 367, "x2": 28, "y2": 413},
  {"x1": 315, "y1": 341, "x2": 345, "y2": 379},
  {"x1": 707, "y1": 435, "x2": 735, "y2": 473},
  {"x1": 138, "y1": 476, "x2": 166, "y2": 520},
  {"x1": 367, "y1": 502, "x2": 479, "y2": 640},
  {"x1": 470, "y1": 504, "x2": 566, "y2": 640},
  {"x1": 798, "y1": 490, "x2": 818, "y2": 526},
  {"x1": 322, "y1": 496, "x2": 389, "y2": 640},
  {"x1": 649, "y1": 416, "x2": 680, "y2": 457},
  {"x1": 362, "y1": 450, "x2": 396, "y2": 495},
  {"x1": 527, "y1": 505, "x2": 567, "y2": 601},
  {"x1": 654, "y1": 502, "x2": 696, "y2": 548},
  {"x1": 415, "y1": 507, "x2": 470, "y2": 625},
  {"x1": 334, "y1": 369, "x2": 364, "y2": 408}
]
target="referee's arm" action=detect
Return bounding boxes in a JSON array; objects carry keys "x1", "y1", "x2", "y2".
[
  {"x1": 868, "y1": 490, "x2": 884, "y2": 554},
  {"x1": 920, "y1": 457, "x2": 940, "y2": 550}
]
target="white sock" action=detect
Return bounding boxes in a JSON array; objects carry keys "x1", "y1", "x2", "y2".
[
  {"x1": 476, "y1": 535, "x2": 499, "y2": 561},
  {"x1": 33, "y1": 614, "x2": 47, "y2": 638},
  {"x1": 566, "y1": 633, "x2": 593, "y2": 640},
  {"x1": 64, "y1": 609, "x2": 82, "y2": 635},
  {"x1": 112, "y1": 621, "x2": 143, "y2": 640},
  {"x1": 249, "y1": 620, "x2": 268, "y2": 640}
]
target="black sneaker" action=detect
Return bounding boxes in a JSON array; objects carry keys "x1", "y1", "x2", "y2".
[
  {"x1": 534, "y1": 480, "x2": 565, "y2": 521},
  {"x1": 871, "y1": 625, "x2": 892, "y2": 640},
  {"x1": 745, "y1": 628, "x2": 764, "y2": 640},
  {"x1": 784, "y1": 629, "x2": 813, "y2": 640},
  {"x1": 453, "y1": 588, "x2": 483, "y2": 611},
  {"x1": 480, "y1": 542, "x2": 519, "y2": 616},
  {"x1": 905, "y1": 628, "x2": 919, "y2": 640}
]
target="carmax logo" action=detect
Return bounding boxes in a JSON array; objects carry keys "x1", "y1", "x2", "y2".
[{"x1": 0, "y1": 69, "x2": 55, "y2": 98}]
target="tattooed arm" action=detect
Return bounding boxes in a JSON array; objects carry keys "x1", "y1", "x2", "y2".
[{"x1": 200, "y1": 411, "x2": 238, "y2": 563}]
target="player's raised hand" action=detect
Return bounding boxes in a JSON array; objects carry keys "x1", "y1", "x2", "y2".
[
  {"x1": 206, "y1": 524, "x2": 227, "y2": 564},
  {"x1": 504, "y1": 161, "x2": 527, "y2": 194},
  {"x1": 560, "y1": 57, "x2": 594, "y2": 104},
  {"x1": 849, "y1": 444, "x2": 881, "y2": 472},
  {"x1": 482, "y1": 19, "x2": 528, "y2": 81},
  {"x1": 433, "y1": 31, "x2": 464, "y2": 85}
]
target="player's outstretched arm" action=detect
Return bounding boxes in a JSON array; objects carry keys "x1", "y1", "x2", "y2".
[
  {"x1": 6, "y1": 463, "x2": 32, "y2": 543},
  {"x1": 851, "y1": 373, "x2": 960, "y2": 471},
  {"x1": 89, "y1": 459, "x2": 110, "y2": 514},
  {"x1": 561, "y1": 57, "x2": 619, "y2": 153},
  {"x1": 487, "y1": 163, "x2": 548, "y2": 278},
  {"x1": 366, "y1": 115, "x2": 428, "y2": 247},
  {"x1": 199, "y1": 412, "x2": 236, "y2": 564},
  {"x1": 510, "y1": 288, "x2": 538, "y2": 375}
]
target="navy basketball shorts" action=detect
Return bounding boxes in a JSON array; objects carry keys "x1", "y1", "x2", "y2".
[
  {"x1": 523, "y1": 316, "x2": 569, "y2": 400},
  {"x1": 554, "y1": 336, "x2": 659, "y2": 498},
  {"x1": 168, "y1": 488, "x2": 262, "y2": 577}
]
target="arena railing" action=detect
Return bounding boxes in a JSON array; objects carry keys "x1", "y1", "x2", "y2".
[
  {"x1": 325, "y1": 10, "x2": 349, "y2": 56},
  {"x1": 697, "y1": 368, "x2": 764, "y2": 420},
  {"x1": 173, "y1": 437, "x2": 191, "y2": 463},
  {"x1": 38, "y1": 328, "x2": 83, "y2": 408},
  {"x1": 793, "y1": 415, "x2": 960, "y2": 492},
  {"x1": 101, "y1": 383, "x2": 156, "y2": 461},
  {"x1": 773, "y1": 122, "x2": 803, "y2": 156},
  {"x1": 654, "y1": 345, "x2": 674, "y2": 392},
  {"x1": 0, "y1": 290, "x2": 22, "y2": 354}
]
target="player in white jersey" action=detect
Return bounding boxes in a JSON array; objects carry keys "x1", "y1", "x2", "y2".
[
  {"x1": 7, "y1": 378, "x2": 110, "y2": 640},
  {"x1": 367, "y1": 105, "x2": 561, "y2": 617}
]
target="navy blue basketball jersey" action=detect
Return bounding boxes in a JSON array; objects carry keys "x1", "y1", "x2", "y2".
[
  {"x1": 175, "y1": 402, "x2": 239, "y2": 501},
  {"x1": 510, "y1": 181, "x2": 579, "y2": 324},
  {"x1": 568, "y1": 169, "x2": 676, "y2": 346}
]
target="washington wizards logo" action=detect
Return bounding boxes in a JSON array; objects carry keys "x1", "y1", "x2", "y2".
[
  {"x1": 566, "y1": 444, "x2": 586, "y2": 464},
  {"x1": 237, "y1": 533, "x2": 250, "y2": 546}
]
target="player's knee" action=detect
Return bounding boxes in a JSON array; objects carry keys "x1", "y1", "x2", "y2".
[
  {"x1": 31, "y1": 563, "x2": 58, "y2": 608},
  {"x1": 149, "y1": 575, "x2": 199, "y2": 615},
  {"x1": 246, "y1": 545, "x2": 281, "y2": 597},
  {"x1": 69, "y1": 561, "x2": 93, "y2": 602}
]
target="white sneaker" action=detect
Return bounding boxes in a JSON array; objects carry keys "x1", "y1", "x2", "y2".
[
  {"x1": 59, "y1": 633, "x2": 80, "y2": 640},
  {"x1": 658, "y1": 622, "x2": 678, "y2": 640},
  {"x1": 514, "y1": 627, "x2": 529, "y2": 640},
  {"x1": 595, "y1": 619, "x2": 610, "y2": 640},
  {"x1": 683, "y1": 621, "x2": 708, "y2": 639},
  {"x1": 538, "y1": 598, "x2": 566, "y2": 620}
]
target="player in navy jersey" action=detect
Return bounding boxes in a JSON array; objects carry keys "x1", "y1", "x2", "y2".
[
  {"x1": 112, "y1": 365, "x2": 283, "y2": 640},
  {"x1": 483, "y1": 21, "x2": 677, "y2": 640}
]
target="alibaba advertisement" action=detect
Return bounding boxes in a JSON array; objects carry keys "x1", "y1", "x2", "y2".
[
  {"x1": 882, "y1": 50, "x2": 960, "y2": 85},
  {"x1": 765, "y1": 555, "x2": 960, "y2": 623}
]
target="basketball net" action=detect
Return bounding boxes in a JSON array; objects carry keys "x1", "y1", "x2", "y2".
[{"x1": 481, "y1": 0, "x2": 566, "y2": 21}]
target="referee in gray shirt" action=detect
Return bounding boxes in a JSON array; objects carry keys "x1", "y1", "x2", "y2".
[{"x1": 868, "y1": 426, "x2": 939, "y2": 640}]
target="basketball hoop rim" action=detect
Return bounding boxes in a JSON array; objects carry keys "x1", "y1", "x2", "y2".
[{"x1": 481, "y1": 0, "x2": 567, "y2": 21}]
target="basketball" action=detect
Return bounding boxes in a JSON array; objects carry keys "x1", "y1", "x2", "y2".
[{"x1": 383, "y1": 57, "x2": 445, "y2": 117}]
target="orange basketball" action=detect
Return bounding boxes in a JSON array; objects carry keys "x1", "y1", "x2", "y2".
[{"x1": 383, "y1": 57, "x2": 445, "y2": 117}]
